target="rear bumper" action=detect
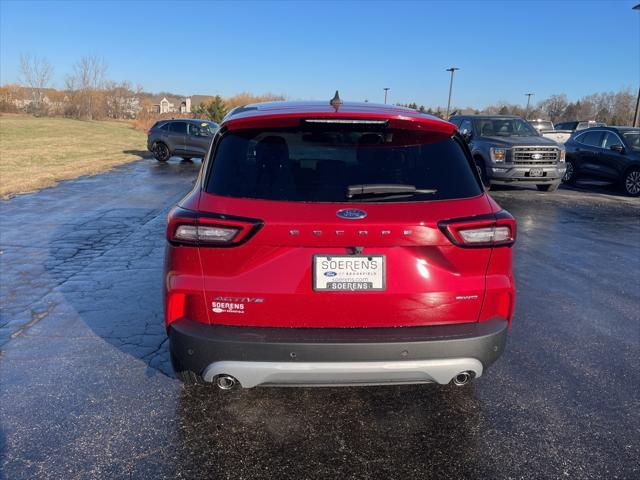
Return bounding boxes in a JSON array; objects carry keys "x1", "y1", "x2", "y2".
[{"x1": 169, "y1": 318, "x2": 508, "y2": 387}]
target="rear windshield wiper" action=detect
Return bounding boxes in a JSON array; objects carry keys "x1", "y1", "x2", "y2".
[{"x1": 347, "y1": 184, "x2": 437, "y2": 199}]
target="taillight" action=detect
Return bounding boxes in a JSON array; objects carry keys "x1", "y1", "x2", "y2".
[
  {"x1": 174, "y1": 224, "x2": 240, "y2": 243},
  {"x1": 167, "y1": 207, "x2": 262, "y2": 247},
  {"x1": 147, "y1": 129, "x2": 152, "y2": 136},
  {"x1": 438, "y1": 210, "x2": 516, "y2": 248}
]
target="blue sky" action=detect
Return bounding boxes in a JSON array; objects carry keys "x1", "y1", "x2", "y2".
[{"x1": 1, "y1": 0, "x2": 638, "y2": 109}]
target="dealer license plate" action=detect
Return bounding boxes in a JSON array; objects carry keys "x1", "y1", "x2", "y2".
[
  {"x1": 313, "y1": 255, "x2": 386, "y2": 291},
  {"x1": 529, "y1": 168, "x2": 544, "y2": 177}
]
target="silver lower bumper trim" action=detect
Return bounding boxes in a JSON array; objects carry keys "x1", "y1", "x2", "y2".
[{"x1": 202, "y1": 358, "x2": 484, "y2": 388}]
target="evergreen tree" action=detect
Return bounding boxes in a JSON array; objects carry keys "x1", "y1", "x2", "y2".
[{"x1": 202, "y1": 95, "x2": 227, "y2": 123}]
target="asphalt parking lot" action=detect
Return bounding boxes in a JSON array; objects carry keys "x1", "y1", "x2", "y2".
[{"x1": 1, "y1": 158, "x2": 638, "y2": 480}]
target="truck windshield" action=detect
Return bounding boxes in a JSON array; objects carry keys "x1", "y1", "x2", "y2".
[
  {"x1": 206, "y1": 127, "x2": 481, "y2": 202},
  {"x1": 475, "y1": 119, "x2": 539, "y2": 137}
]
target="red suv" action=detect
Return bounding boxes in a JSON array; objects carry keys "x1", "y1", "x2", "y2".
[{"x1": 165, "y1": 97, "x2": 516, "y2": 390}]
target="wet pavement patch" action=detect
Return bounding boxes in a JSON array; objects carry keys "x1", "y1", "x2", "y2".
[{"x1": 1, "y1": 161, "x2": 639, "y2": 479}]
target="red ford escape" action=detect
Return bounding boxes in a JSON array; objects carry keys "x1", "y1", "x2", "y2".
[{"x1": 165, "y1": 95, "x2": 516, "y2": 390}]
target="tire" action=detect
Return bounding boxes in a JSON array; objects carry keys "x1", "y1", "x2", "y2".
[
  {"x1": 475, "y1": 158, "x2": 491, "y2": 190},
  {"x1": 171, "y1": 351, "x2": 205, "y2": 386},
  {"x1": 562, "y1": 159, "x2": 577, "y2": 184},
  {"x1": 153, "y1": 142, "x2": 170, "y2": 162},
  {"x1": 537, "y1": 183, "x2": 559, "y2": 192},
  {"x1": 623, "y1": 168, "x2": 640, "y2": 197}
]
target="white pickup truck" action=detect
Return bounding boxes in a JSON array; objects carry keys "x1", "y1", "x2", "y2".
[{"x1": 541, "y1": 120, "x2": 607, "y2": 144}]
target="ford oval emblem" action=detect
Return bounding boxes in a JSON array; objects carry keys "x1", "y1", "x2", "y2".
[
  {"x1": 336, "y1": 208, "x2": 367, "y2": 219},
  {"x1": 324, "y1": 271, "x2": 337, "y2": 277},
  {"x1": 531, "y1": 153, "x2": 543, "y2": 160}
]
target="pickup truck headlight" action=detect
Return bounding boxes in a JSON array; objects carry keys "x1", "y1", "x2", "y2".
[
  {"x1": 559, "y1": 149, "x2": 566, "y2": 162},
  {"x1": 490, "y1": 147, "x2": 507, "y2": 163}
]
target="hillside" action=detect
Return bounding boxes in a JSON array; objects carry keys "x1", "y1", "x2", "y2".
[{"x1": 0, "y1": 115, "x2": 147, "y2": 198}]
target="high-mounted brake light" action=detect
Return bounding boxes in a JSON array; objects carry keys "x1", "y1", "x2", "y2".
[
  {"x1": 438, "y1": 211, "x2": 516, "y2": 248},
  {"x1": 167, "y1": 207, "x2": 263, "y2": 247},
  {"x1": 302, "y1": 119, "x2": 389, "y2": 125}
]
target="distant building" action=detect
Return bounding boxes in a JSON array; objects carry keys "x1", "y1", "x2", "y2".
[{"x1": 153, "y1": 96, "x2": 191, "y2": 114}]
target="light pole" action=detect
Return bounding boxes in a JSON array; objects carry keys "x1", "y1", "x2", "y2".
[
  {"x1": 445, "y1": 67, "x2": 459, "y2": 119},
  {"x1": 383, "y1": 87, "x2": 390, "y2": 104},
  {"x1": 525, "y1": 93, "x2": 534, "y2": 118},
  {"x1": 634, "y1": 88, "x2": 640, "y2": 127}
]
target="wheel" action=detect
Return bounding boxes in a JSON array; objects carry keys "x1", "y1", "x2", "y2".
[
  {"x1": 153, "y1": 142, "x2": 170, "y2": 162},
  {"x1": 623, "y1": 168, "x2": 640, "y2": 197},
  {"x1": 537, "y1": 183, "x2": 559, "y2": 192},
  {"x1": 475, "y1": 158, "x2": 491, "y2": 190},
  {"x1": 171, "y1": 351, "x2": 205, "y2": 385},
  {"x1": 562, "y1": 159, "x2": 577, "y2": 184}
]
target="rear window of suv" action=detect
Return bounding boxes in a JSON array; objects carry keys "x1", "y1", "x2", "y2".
[{"x1": 206, "y1": 127, "x2": 481, "y2": 202}]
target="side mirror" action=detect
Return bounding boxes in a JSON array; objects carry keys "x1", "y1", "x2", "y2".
[
  {"x1": 461, "y1": 129, "x2": 473, "y2": 142},
  {"x1": 610, "y1": 144, "x2": 625, "y2": 154}
]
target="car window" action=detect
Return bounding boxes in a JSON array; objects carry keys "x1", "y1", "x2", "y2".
[
  {"x1": 155, "y1": 122, "x2": 169, "y2": 131},
  {"x1": 459, "y1": 120, "x2": 473, "y2": 135},
  {"x1": 621, "y1": 130, "x2": 640, "y2": 152},
  {"x1": 206, "y1": 127, "x2": 481, "y2": 203},
  {"x1": 535, "y1": 121, "x2": 553, "y2": 130},
  {"x1": 602, "y1": 132, "x2": 623, "y2": 149},
  {"x1": 188, "y1": 123, "x2": 211, "y2": 137},
  {"x1": 577, "y1": 131, "x2": 604, "y2": 147},
  {"x1": 170, "y1": 122, "x2": 188, "y2": 134}
]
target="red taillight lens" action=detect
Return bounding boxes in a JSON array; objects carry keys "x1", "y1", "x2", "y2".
[
  {"x1": 438, "y1": 211, "x2": 516, "y2": 248},
  {"x1": 167, "y1": 207, "x2": 262, "y2": 247}
]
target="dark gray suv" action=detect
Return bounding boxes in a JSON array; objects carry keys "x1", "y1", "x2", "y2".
[
  {"x1": 449, "y1": 115, "x2": 566, "y2": 192},
  {"x1": 147, "y1": 119, "x2": 219, "y2": 161}
]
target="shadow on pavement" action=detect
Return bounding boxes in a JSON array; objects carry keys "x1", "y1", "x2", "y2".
[
  {"x1": 172, "y1": 382, "x2": 492, "y2": 479},
  {"x1": 122, "y1": 149, "x2": 151, "y2": 158}
]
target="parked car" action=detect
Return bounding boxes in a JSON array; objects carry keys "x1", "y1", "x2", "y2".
[
  {"x1": 563, "y1": 126, "x2": 640, "y2": 196},
  {"x1": 165, "y1": 98, "x2": 516, "y2": 391},
  {"x1": 147, "y1": 119, "x2": 219, "y2": 161},
  {"x1": 555, "y1": 120, "x2": 607, "y2": 131},
  {"x1": 449, "y1": 114, "x2": 566, "y2": 191},
  {"x1": 528, "y1": 118, "x2": 554, "y2": 132},
  {"x1": 547, "y1": 120, "x2": 607, "y2": 144}
]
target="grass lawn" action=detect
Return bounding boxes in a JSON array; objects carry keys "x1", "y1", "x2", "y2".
[{"x1": 0, "y1": 114, "x2": 148, "y2": 198}]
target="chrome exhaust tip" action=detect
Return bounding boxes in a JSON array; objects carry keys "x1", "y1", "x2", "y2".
[
  {"x1": 215, "y1": 375, "x2": 237, "y2": 390},
  {"x1": 453, "y1": 371, "x2": 472, "y2": 387}
]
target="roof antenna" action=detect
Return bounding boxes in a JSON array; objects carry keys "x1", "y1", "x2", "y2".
[{"x1": 330, "y1": 90, "x2": 343, "y2": 109}]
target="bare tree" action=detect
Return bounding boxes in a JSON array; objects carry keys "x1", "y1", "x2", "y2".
[
  {"x1": 105, "y1": 80, "x2": 139, "y2": 119},
  {"x1": 18, "y1": 54, "x2": 54, "y2": 115},
  {"x1": 538, "y1": 94, "x2": 569, "y2": 122},
  {"x1": 65, "y1": 55, "x2": 108, "y2": 119}
]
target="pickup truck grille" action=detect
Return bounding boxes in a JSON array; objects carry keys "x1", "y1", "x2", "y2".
[{"x1": 512, "y1": 146, "x2": 559, "y2": 165}]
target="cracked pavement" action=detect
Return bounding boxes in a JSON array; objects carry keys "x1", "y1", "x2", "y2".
[{"x1": 1, "y1": 159, "x2": 639, "y2": 479}]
